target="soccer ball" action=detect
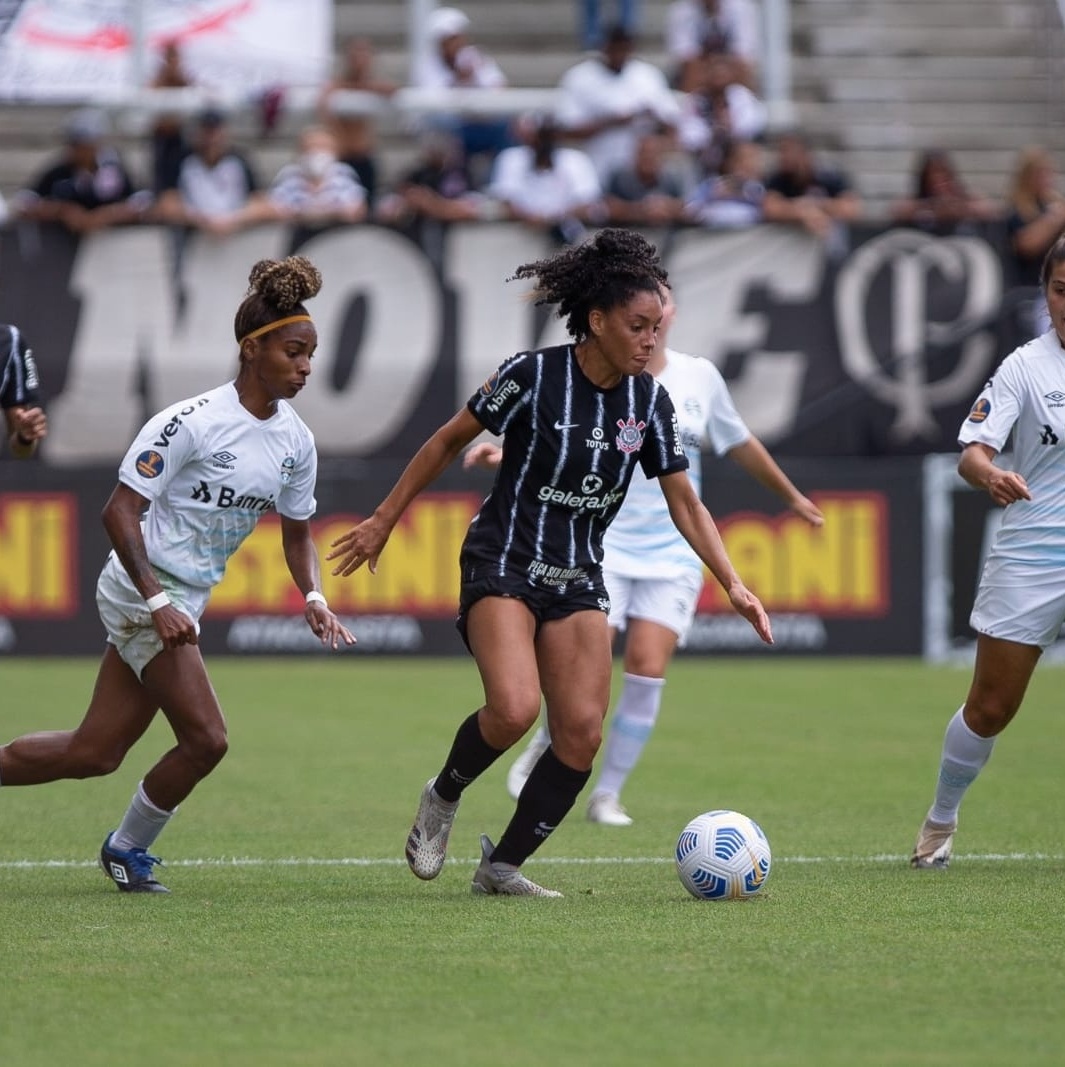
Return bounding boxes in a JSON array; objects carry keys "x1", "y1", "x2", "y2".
[{"x1": 675, "y1": 809, "x2": 772, "y2": 900}]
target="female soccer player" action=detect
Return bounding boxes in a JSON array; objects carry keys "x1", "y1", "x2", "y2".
[
  {"x1": 328, "y1": 228, "x2": 772, "y2": 896},
  {"x1": 478, "y1": 283, "x2": 823, "y2": 825},
  {"x1": 1, "y1": 322, "x2": 48, "y2": 458},
  {"x1": 911, "y1": 233, "x2": 1065, "y2": 869},
  {"x1": 0, "y1": 256, "x2": 354, "y2": 892}
]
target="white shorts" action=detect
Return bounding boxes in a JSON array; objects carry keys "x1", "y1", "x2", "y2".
[
  {"x1": 603, "y1": 569, "x2": 705, "y2": 643},
  {"x1": 96, "y1": 553, "x2": 207, "y2": 678},
  {"x1": 969, "y1": 558, "x2": 1065, "y2": 649}
]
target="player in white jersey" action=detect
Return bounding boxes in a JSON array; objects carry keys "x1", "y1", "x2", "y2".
[
  {"x1": 0, "y1": 256, "x2": 354, "y2": 893},
  {"x1": 481, "y1": 285, "x2": 823, "y2": 823},
  {"x1": 329, "y1": 230, "x2": 772, "y2": 897},
  {"x1": 911, "y1": 234, "x2": 1065, "y2": 869}
]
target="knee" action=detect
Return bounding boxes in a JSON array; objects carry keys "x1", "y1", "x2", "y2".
[
  {"x1": 484, "y1": 694, "x2": 542, "y2": 746},
  {"x1": 68, "y1": 744, "x2": 126, "y2": 779},
  {"x1": 182, "y1": 727, "x2": 229, "y2": 776},
  {"x1": 964, "y1": 699, "x2": 1015, "y2": 737},
  {"x1": 551, "y1": 716, "x2": 602, "y2": 769}
]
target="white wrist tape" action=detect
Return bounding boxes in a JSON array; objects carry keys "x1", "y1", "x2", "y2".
[
  {"x1": 305, "y1": 590, "x2": 328, "y2": 608},
  {"x1": 146, "y1": 591, "x2": 171, "y2": 612}
]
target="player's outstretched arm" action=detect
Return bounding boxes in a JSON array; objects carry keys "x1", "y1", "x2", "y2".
[
  {"x1": 329, "y1": 407, "x2": 485, "y2": 577},
  {"x1": 726, "y1": 437, "x2": 824, "y2": 526},
  {"x1": 658, "y1": 470, "x2": 773, "y2": 645},
  {"x1": 280, "y1": 515, "x2": 355, "y2": 650}
]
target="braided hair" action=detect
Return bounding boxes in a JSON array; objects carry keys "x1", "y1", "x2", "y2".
[
  {"x1": 509, "y1": 229, "x2": 668, "y2": 343},
  {"x1": 233, "y1": 256, "x2": 323, "y2": 345}
]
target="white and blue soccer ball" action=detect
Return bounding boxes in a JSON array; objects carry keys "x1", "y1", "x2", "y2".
[{"x1": 675, "y1": 809, "x2": 772, "y2": 900}]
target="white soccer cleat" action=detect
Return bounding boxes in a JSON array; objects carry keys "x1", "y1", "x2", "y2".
[
  {"x1": 586, "y1": 792, "x2": 634, "y2": 827},
  {"x1": 471, "y1": 834, "x2": 563, "y2": 898},
  {"x1": 405, "y1": 777, "x2": 459, "y2": 880},
  {"x1": 910, "y1": 816, "x2": 957, "y2": 869},
  {"x1": 505, "y1": 731, "x2": 550, "y2": 800}
]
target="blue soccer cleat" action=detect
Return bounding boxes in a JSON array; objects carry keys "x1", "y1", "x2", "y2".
[{"x1": 100, "y1": 832, "x2": 170, "y2": 893}]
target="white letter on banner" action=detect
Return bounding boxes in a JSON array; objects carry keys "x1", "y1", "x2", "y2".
[
  {"x1": 159, "y1": 227, "x2": 288, "y2": 405},
  {"x1": 286, "y1": 227, "x2": 440, "y2": 453},
  {"x1": 44, "y1": 228, "x2": 177, "y2": 465},
  {"x1": 449, "y1": 223, "x2": 556, "y2": 405},
  {"x1": 666, "y1": 227, "x2": 821, "y2": 442}
]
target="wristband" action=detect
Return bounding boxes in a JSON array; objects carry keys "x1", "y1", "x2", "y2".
[
  {"x1": 145, "y1": 591, "x2": 171, "y2": 612},
  {"x1": 305, "y1": 590, "x2": 328, "y2": 608}
]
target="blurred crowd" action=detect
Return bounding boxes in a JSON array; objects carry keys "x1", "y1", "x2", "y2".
[{"x1": 1, "y1": 1, "x2": 1061, "y2": 291}]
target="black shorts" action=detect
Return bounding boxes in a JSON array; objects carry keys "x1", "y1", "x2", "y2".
[{"x1": 456, "y1": 565, "x2": 610, "y2": 653}]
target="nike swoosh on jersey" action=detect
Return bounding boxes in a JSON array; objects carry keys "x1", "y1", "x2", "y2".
[{"x1": 553, "y1": 420, "x2": 579, "y2": 430}]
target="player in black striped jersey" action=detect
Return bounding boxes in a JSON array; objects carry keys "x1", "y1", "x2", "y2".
[
  {"x1": 330, "y1": 228, "x2": 772, "y2": 896},
  {"x1": 1, "y1": 323, "x2": 47, "y2": 459}
]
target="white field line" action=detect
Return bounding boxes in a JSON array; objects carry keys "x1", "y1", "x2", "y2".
[{"x1": 1, "y1": 852, "x2": 1063, "y2": 871}]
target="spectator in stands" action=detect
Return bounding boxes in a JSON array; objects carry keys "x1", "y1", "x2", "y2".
[
  {"x1": 149, "y1": 38, "x2": 195, "y2": 194},
  {"x1": 578, "y1": 0, "x2": 640, "y2": 51},
  {"x1": 17, "y1": 108, "x2": 150, "y2": 234},
  {"x1": 411, "y1": 7, "x2": 513, "y2": 184},
  {"x1": 891, "y1": 150, "x2": 999, "y2": 236},
  {"x1": 487, "y1": 113, "x2": 604, "y2": 245},
  {"x1": 665, "y1": 0, "x2": 760, "y2": 91},
  {"x1": 154, "y1": 108, "x2": 279, "y2": 237},
  {"x1": 603, "y1": 130, "x2": 687, "y2": 226},
  {"x1": 269, "y1": 125, "x2": 367, "y2": 227},
  {"x1": 317, "y1": 36, "x2": 398, "y2": 208},
  {"x1": 762, "y1": 129, "x2": 862, "y2": 247},
  {"x1": 555, "y1": 24, "x2": 681, "y2": 187},
  {"x1": 676, "y1": 52, "x2": 766, "y2": 177},
  {"x1": 1004, "y1": 145, "x2": 1065, "y2": 336},
  {"x1": 685, "y1": 137, "x2": 766, "y2": 228}
]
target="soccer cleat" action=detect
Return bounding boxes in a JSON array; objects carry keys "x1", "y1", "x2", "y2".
[
  {"x1": 505, "y1": 730, "x2": 550, "y2": 800},
  {"x1": 910, "y1": 816, "x2": 957, "y2": 869},
  {"x1": 99, "y1": 832, "x2": 170, "y2": 893},
  {"x1": 405, "y1": 777, "x2": 460, "y2": 880},
  {"x1": 586, "y1": 792, "x2": 634, "y2": 827},
  {"x1": 471, "y1": 834, "x2": 563, "y2": 898}
]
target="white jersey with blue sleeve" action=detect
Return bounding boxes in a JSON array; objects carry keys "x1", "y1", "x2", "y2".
[
  {"x1": 603, "y1": 348, "x2": 750, "y2": 579},
  {"x1": 116, "y1": 381, "x2": 318, "y2": 589},
  {"x1": 960, "y1": 330, "x2": 1065, "y2": 572}
]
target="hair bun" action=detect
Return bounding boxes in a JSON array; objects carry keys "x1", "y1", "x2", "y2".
[{"x1": 247, "y1": 256, "x2": 323, "y2": 312}]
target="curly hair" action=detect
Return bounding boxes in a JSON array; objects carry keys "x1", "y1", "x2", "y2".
[
  {"x1": 509, "y1": 229, "x2": 668, "y2": 343},
  {"x1": 233, "y1": 255, "x2": 323, "y2": 343}
]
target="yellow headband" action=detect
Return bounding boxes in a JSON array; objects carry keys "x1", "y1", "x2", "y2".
[{"x1": 240, "y1": 314, "x2": 313, "y2": 344}]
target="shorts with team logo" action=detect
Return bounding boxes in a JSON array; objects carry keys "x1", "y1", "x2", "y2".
[
  {"x1": 456, "y1": 561, "x2": 610, "y2": 653},
  {"x1": 604, "y1": 569, "x2": 705, "y2": 645},
  {"x1": 96, "y1": 552, "x2": 208, "y2": 678},
  {"x1": 969, "y1": 558, "x2": 1065, "y2": 649}
]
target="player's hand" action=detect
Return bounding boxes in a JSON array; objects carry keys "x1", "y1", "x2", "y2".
[
  {"x1": 790, "y1": 494, "x2": 825, "y2": 527},
  {"x1": 151, "y1": 603, "x2": 199, "y2": 648},
  {"x1": 463, "y1": 442, "x2": 502, "y2": 470},
  {"x1": 327, "y1": 515, "x2": 390, "y2": 577},
  {"x1": 305, "y1": 602, "x2": 356, "y2": 651},
  {"x1": 9, "y1": 405, "x2": 48, "y2": 444},
  {"x1": 728, "y1": 581, "x2": 773, "y2": 645},
  {"x1": 986, "y1": 468, "x2": 1031, "y2": 507}
]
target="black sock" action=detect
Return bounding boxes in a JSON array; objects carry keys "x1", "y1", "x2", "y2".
[
  {"x1": 492, "y1": 746, "x2": 590, "y2": 866},
  {"x1": 432, "y1": 711, "x2": 506, "y2": 803}
]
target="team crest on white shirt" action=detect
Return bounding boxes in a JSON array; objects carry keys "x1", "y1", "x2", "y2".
[
  {"x1": 280, "y1": 455, "x2": 296, "y2": 483},
  {"x1": 967, "y1": 398, "x2": 991, "y2": 423},
  {"x1": 615, "y1": 416, "x2": 646, "y2": 453}
]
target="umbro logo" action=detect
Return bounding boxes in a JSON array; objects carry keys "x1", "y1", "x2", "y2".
[
  {"x1": 109, "y1": 862, "x2": 129, "y2": 883},
  {"x1": 1045, "y1": 391, "x2": 1065, "y2": 404},
  {"x1": 211, "y1": 450, "x2": 237, "y2": 469}
]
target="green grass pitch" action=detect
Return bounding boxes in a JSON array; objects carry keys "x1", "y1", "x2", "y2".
[{"x1": 1, "y1": 656, "x2": 1063, "y2": 1066}]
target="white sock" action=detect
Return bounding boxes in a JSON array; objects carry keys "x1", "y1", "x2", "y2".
[
  {"x1": 111, "y1": 781, "x2": 175, "y2": 852},
  {"x1": 592, "y1": 673, "x2": 665, "y2": 799},
  {"x1": 928, "y1": 706, "x2": 996, "y2": 825}
]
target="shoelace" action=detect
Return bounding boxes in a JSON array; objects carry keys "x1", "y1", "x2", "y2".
[{"x1": 126, "y1": 849, "x2": 165, "y2": 878}]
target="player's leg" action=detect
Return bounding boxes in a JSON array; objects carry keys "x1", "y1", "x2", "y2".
[
  {"x1": 407, "y1": 596, "x2": 541, "y2": 880},
  {"x1": 472, "y1": 608, "x2": 610, "y2": 897},
  {"x1": 587, "y1": 616, "x2": 678, "y2": 825},
  {"x1": 0, "y1": 645, "x2": 158, "y2": 785},
  {"x1": 912, "y1": 633, "x2": 1040, "y2": 868},
  {"x1": 101, "y1": 643, "x2": 228, "y2": 893}
]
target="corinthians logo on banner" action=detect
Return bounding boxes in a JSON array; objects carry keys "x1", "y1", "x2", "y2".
[{"x1": 835, "y1": 229, "x2": 1003, "y2": 443}]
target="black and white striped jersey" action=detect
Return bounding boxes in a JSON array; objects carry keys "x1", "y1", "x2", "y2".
[
  {"x1": 464, "y1": 344, "x2": 688, "y2": 587},
  {"x1": 0, "y1": 324, "x2": 41, "y2": 411}
]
